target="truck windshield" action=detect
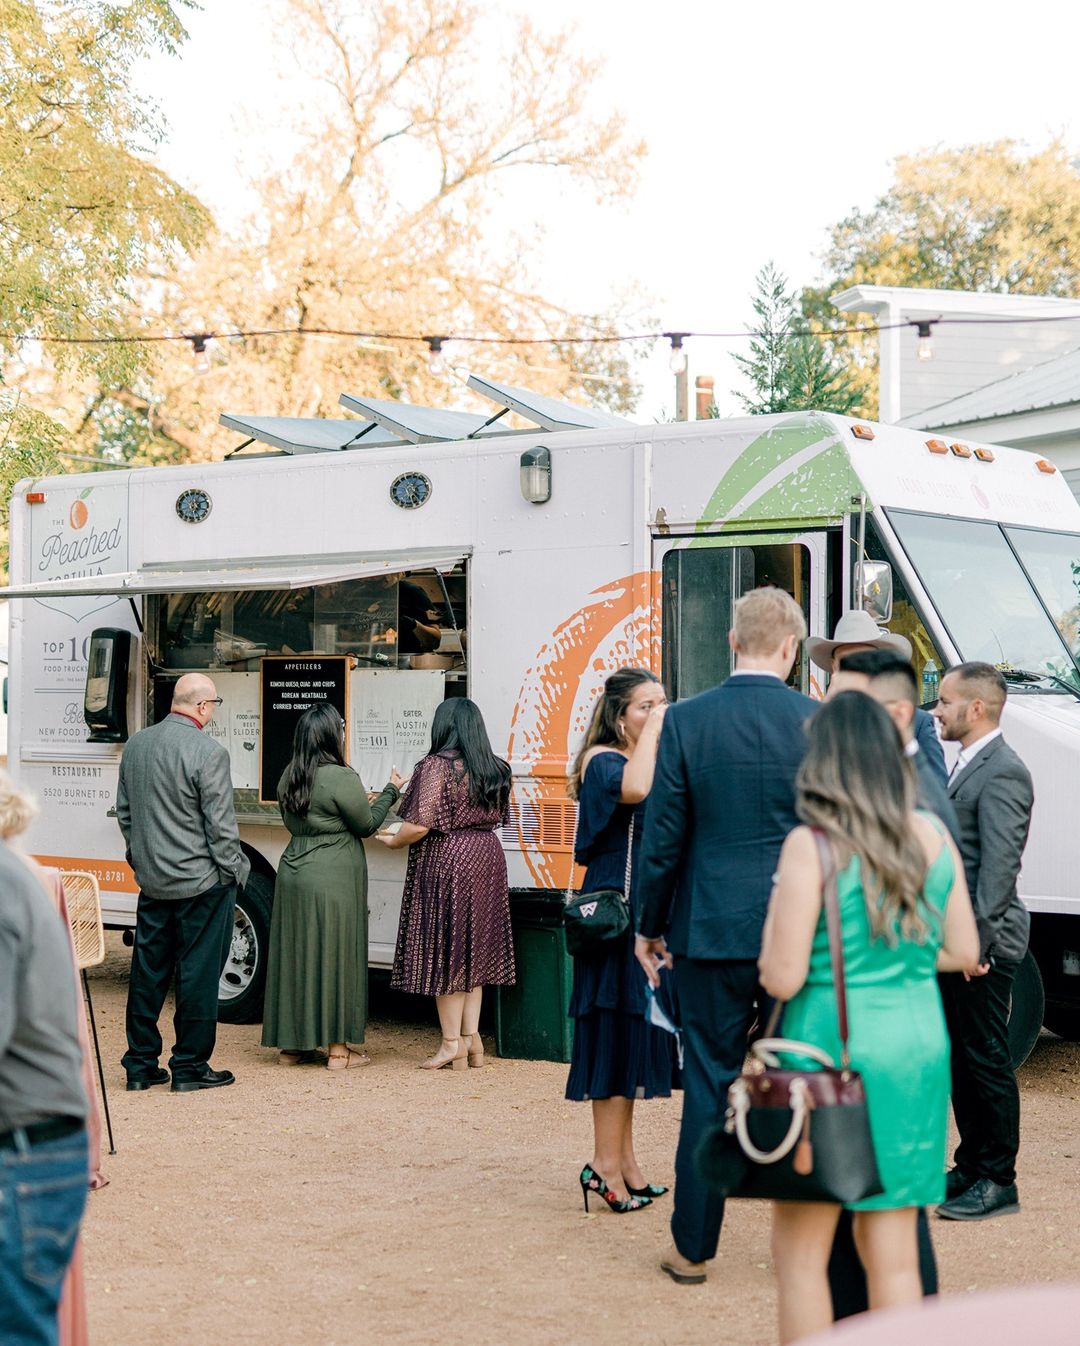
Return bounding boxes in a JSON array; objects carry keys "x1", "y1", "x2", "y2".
[
  {"x1": 888, "y1": 510, "x2": 1080, "y2": 689},
  {"x1": 1004, "y1": 526, "x2": 1080, "y2": 668}
]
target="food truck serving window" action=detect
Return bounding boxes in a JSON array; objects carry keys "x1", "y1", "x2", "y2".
[
  {"x1": 887, "y1": 510, "x2": 1080, "y2": 688},
  {"x1": 149, "y1": 570, "x2": 466, "y2": 673}
]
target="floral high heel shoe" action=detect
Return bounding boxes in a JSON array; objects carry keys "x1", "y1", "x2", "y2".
[
  {"x1": 627, "y1": 1182, "x2": 669, "y2": 1198},
  {"x1": 579, "y1": 1164, "x2": 652, "y2": 1214}
]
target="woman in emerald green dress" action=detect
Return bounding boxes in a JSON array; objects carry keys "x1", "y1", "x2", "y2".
[
  {"x1": 261, "y1": 703, "x2": 404, "y2": 1070},
  {"x1": 759, "y1": 692, "x2": 979, "y2": 1345}
]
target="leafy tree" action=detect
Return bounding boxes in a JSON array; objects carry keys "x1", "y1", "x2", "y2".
[
  {"x1": 733, "y1": 263, "x2": 861, "y2": 415},
  {"x1": 0, "y1": 0, "x2": 210, "y2": 566},
  {"x1": 801, "y1": 139, "x2": 1080, "y2": 415},
  {"x1": 87, "y1": 0, "x2": 649, "y2": 463}
]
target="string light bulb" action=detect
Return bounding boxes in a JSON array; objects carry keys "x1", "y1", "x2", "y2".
[
  {"x1": 916, "y1": 321, "x2": 934, "y2": 362},
  {"x1": 666, "y1": 332, "x2": 689, "y2": 375},
  {"x1": 425, "y1": 335, "x2": 448, "y2": 376},
  {"x1": 189, "y1": 334, "x2": 212, "y2": 374}
]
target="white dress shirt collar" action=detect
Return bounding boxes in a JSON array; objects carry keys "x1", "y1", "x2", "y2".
[
  {"x1": 951, "y1": 726, "x2": 1002, "y2": 779},
  {"x1": 729, "y1": 668, "x2": 784, "y2": 680}
]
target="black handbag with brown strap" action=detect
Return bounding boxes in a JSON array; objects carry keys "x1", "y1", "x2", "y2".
[{"x1": 696, "y1": 831, "x2": 883, "y2": 1204}]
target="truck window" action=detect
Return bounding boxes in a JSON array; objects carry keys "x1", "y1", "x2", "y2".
[
  {"x1": 888, "y1": 511, "x2": 1080, "y2": 688},
  {"x1": 1003, "y1": 526, "x2": 1080, "y2": 667},
  {"x1": 864, "y1": 519, "x2": 947, "y2": 705},
  {"x1": 661, "y1": 543, "x2": 810, "y2": 700}
]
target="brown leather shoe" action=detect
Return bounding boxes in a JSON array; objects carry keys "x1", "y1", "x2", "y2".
[{"x1": 660, "y1": 1244, "x2": 707, "y2": 1285}]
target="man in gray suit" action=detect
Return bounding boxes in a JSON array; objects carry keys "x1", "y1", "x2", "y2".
[
  {"x1": 933, "y1": 662, "x2": 1033, "y2": 1220},
  {"x1": 117, "y1": 674, "x2": 250, "y2": 1093}
]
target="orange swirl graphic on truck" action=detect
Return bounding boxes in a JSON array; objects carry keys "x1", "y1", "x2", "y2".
[{"x1": 506, "y1": 570, "x2": 659, "y2": 889}]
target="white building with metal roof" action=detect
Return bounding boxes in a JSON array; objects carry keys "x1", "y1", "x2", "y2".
[{"x1": 834, "y1": 285, "x2": 1080, "y2": 494}]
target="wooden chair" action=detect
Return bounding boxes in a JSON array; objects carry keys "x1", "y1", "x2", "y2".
[{"x1": 61, "y1": 870, "x2": 115, "y2": 1155}]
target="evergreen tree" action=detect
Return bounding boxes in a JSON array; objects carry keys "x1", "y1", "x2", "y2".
[{"x1": 733, "y1": 262, "x2": 861, "y2": 415}]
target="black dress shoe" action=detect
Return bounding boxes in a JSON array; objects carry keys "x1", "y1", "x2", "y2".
[
  {"x1": 937, "y1": 1177, "x2": 1019, "y2": 1221},
  {"x1": 127, "y1": 1068, "x2": 170, "y2": 1091},
  {"x1": 944, "y1": 1167, "x2": 975, "y2": 1200},
  {"x1": 171, "y1": 1068, "x2": 235, "y2": 1093}
]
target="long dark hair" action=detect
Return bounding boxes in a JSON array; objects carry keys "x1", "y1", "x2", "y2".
[
  {"x1": 280, "y1": 702, "x2": 347, "y2": 817},
  {"x1": 796, "y1": 691, "x2": 930, "y2": 943},
  {"x1": 428, "y1": 699, "x2": 510, "y2": 811},
  {"x1": 568, "y1": 667, "x2": 662, "y2": 800}
]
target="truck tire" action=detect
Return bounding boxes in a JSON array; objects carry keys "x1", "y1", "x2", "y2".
[
  {"x1": 1041, "y1": 1003, "x2": 1080, "y2": 1041},
  {"x1": 1007, "y1": 950, "x2": 1045, "y2": 1069},
  {"x1": 218, "y1": 871, "x2": 273, "y2": 1025}
]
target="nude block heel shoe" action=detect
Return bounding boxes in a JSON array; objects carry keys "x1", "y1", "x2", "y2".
[
  {"x1": 419, "y1": 1038, "x2": 468, "y2": 1071},
  {"x1": 466, "y1": 1033, "x2": 485, "y2": 1068}
]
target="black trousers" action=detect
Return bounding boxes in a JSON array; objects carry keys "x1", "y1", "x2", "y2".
[
  {"x1": 828, "y1": 1208, "x2": 938, "y2": 1318},
  {"x1": 939, "y1": 962, "x2": 1021, "y2": 1186},
  {"x1": 122, "y1": 882, "x2": 235, "y2": 1081},
  {"x1": 671, "y1": 957, "x2": 763, "y2": 1264}
]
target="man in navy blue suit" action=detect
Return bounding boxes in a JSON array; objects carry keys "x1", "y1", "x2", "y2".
[{"x1": 635, "y1": 586, "x2": 814, "y2": 1285}]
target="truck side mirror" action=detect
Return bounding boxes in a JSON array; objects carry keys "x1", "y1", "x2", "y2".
[
  {"x1": 860, "y1": 561, "x2": 894, "y2": 623},
  {"x1": 84, "y1": 628, "x2": 132, "y2": 743}
]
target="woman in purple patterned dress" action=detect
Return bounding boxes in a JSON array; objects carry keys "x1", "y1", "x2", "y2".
[{"x1": 379, "y1": 699, "x2": 515, "y2": 1069}]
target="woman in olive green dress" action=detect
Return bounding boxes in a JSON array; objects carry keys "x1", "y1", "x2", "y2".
[
  {"x1": 759, "y1": 693, "x2": 979, "y2": 1345},
  {"x1": 261, "y1": 703, "x2": 404, "y2": 1070}
]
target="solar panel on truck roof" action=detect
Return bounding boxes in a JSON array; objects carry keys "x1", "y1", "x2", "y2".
[
  {"x1": 337, "y1": 394, "x2": 492, "y2": 443},
  {"x1": 466, "y1": 375, "x2": 633, "y2": 431},
  {"x1": 218, "y1": 414, "x2": 404, "y2": 454}
]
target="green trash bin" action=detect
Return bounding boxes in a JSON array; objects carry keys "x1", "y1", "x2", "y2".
[{"x1": 495, "y1": 889, "x2": 574, "y2": 1063}]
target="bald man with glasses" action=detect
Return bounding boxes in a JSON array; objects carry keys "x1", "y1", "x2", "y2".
[{"x1": 117, "y1": 674, "x2": 250, "y2": 1093}]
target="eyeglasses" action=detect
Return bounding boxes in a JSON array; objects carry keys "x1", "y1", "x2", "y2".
[{"x1": 199, "y1": 698, "x2": 224, "y2": 707}]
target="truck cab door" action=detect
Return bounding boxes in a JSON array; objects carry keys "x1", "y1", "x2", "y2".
[{"x1": 653, "y1": 531, "x2": 829, "y2": 700}]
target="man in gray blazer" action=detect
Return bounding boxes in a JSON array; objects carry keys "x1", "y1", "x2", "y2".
[
  {"x1": 933, "y1": 662, "x2": 1033, "y2": 1220},
  {"x1": 117, "y1": 674, "x2": 250, "y2": 1092}
]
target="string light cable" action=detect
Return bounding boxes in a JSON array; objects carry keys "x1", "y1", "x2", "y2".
[{"x1": 13, "y1": 308, "x2": 1080, "y2": 370}]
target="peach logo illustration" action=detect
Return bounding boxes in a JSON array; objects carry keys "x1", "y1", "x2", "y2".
[
  {"x1": 69, "y1": 498, "x2": 89, "y2": 530},
  {"x1": 506, "y1": 570, "x2": 659, "y2": 889}
]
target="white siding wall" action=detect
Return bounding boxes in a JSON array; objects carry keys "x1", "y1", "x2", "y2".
[{"x1": 898, "y1": 308, "x2": 1080, "y2": 421}]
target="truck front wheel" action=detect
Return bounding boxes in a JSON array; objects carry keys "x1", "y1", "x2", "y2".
[
  {"x1": 1041, "y1": 1003, "x2": 1080, "y2": 1041},
  {"x1": 218, "y1": 871, "x2": 274, "y2": 1025},
  {"x1": 1007, "y1": 950, "x2": 1045, "y2": 1069}
]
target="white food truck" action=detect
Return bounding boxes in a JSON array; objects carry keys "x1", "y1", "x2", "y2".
[{"x1": 5, "y1": 380, "x2": 1080, "y2": 1061}]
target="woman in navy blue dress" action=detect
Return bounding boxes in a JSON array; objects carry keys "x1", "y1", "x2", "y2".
[{"x1": 566, "y1": 667, "x2": 679, "y2": 1214}]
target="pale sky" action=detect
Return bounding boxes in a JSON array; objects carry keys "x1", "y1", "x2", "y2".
[{"x1": 135, "y1": 0, "x2": 1080, "y2": 421}]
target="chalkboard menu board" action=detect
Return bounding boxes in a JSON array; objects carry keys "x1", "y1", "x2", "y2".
[{"x1": 260, "y1": 656, "x2": 349, "y2": 802}]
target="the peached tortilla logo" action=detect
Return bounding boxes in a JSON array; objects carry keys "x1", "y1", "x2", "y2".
[{"x1": 37, "y1": 486, "x2": 123, "y2": 578}]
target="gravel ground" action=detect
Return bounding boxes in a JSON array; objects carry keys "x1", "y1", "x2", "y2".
[{"x1": 82, "y1": 935, "x2": 1079, "y2": 1346}]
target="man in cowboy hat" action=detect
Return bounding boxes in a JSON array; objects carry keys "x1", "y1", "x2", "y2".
[{"x1": 806, "y1": 610, "x2": 947, "y2": 783}]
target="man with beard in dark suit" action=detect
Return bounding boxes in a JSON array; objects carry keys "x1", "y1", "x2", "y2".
[{"x1": 933, "y1": 662, "x2": 1033, "y2": 1222}]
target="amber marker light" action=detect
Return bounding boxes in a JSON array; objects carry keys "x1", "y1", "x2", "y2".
[
  {"x1": 974, "y1": 448, "x2": 995, "y2": 462},
  {"x1": 25, "y1": 492, "x2": 46, "y2": 503},
  {"x1": 851, "y1": 424, "x2": 875, "y2": 440},
  {"x1": 950, "y1": 443, "x2": 973, "y2": 459},
  {"x1": 926, "y1": 439, "x2": 949, "y2": 455},
  {"x1": 1036, "y1": 459, "x2": 1057, "y2": 474}
]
